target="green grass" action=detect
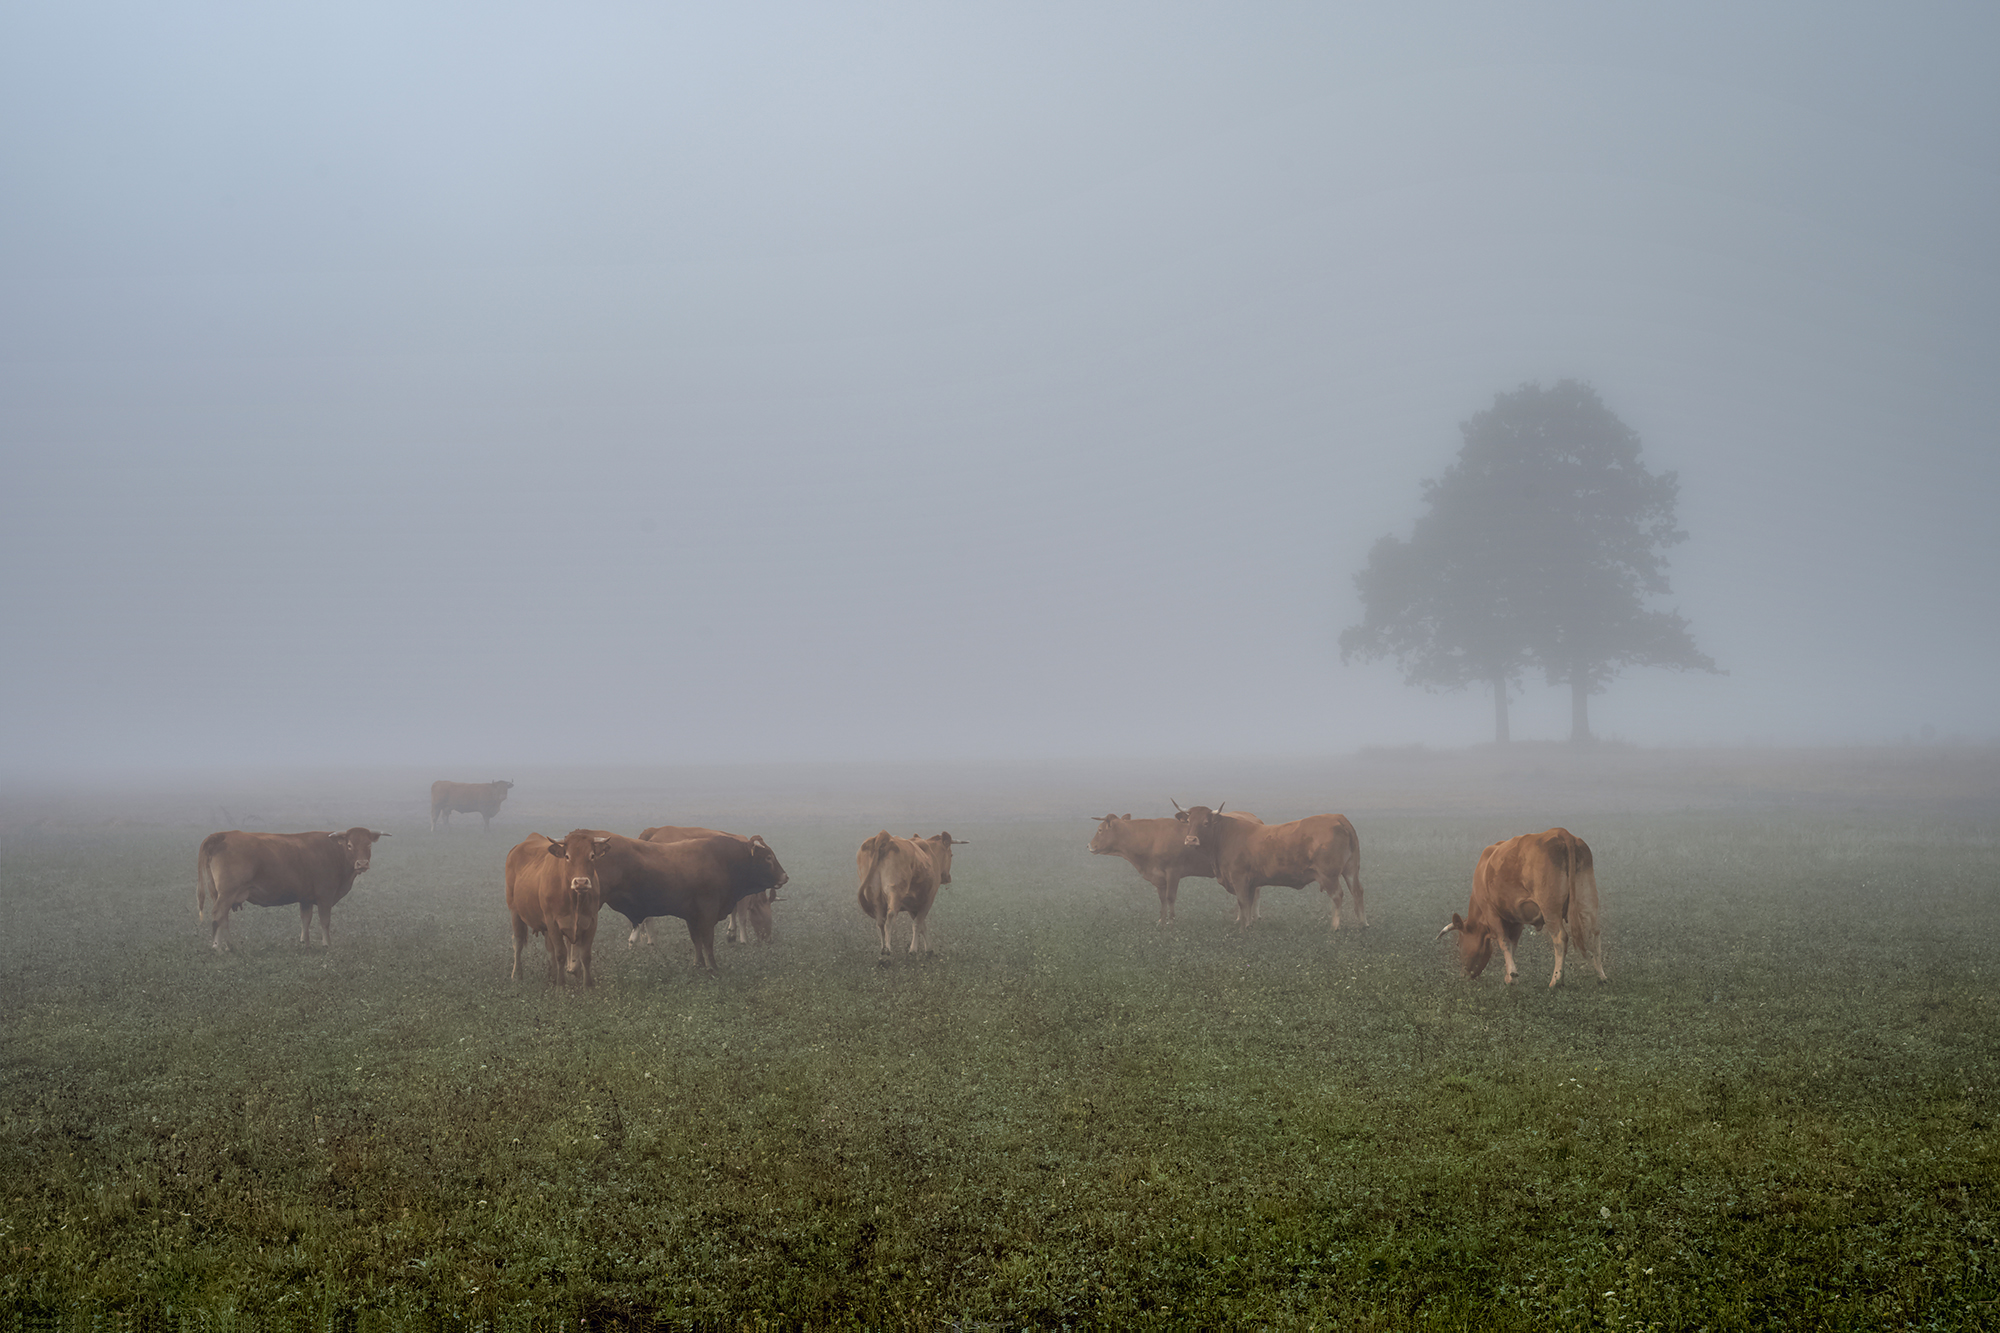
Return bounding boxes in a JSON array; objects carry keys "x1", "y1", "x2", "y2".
[{"x1": 2, "y1": 790, "x2": 1997, "y2": 1328}]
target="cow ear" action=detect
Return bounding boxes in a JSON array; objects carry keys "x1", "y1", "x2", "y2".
[
  {"x1": 1122, "y1": 813, "x2": 1131, "y2": 821},
  {"x1": 544, "y1": 839, "x2": 569, "y2": 860}
]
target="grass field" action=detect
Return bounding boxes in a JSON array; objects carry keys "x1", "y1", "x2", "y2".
[{"x1": 2, "y1": 749, "x2": 1998, "y2": 1328}]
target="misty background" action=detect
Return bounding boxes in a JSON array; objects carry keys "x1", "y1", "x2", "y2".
[{"x1": 4, "y1": 3, "x2": 1996, "y2": 774}]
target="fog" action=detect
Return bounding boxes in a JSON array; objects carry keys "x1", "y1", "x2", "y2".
[{"x1": 3, "y1": 3, "x2": 1996, "y2": 774}]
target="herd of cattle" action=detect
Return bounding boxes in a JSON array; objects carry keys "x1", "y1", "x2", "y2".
[{"x1": 192, "y1": 779, "x2": 1608, "y2": 989}]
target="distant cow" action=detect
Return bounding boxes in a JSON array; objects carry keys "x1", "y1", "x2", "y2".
[
  {"x1": 856, "y1": 831, "x2": 965, "y2": 960},
  {"x1": 196, "y1": 828, "x2": 387, "y2": 952},
  {"x1": 1439, "y1": 828, "x2": 1604, "y2": 987},
  {"x1": 430, "y1": 780, "x2": 514, "y2": 831},
  {"x1": 628, "y1": 825, "x2": 782, "y2": 947},
  {"x1": 1088, "y1": 807, "x2": 1262, "y2": 924},
  {"x1": 596, "y1": 833, "x2": 789, "y2": 974},
  {"x1": 505, "y1": 829, "x2": 609, "y2": 987},
  {"x1": 1176, "y1": 804, "x2": 1365, "y2": 928}
]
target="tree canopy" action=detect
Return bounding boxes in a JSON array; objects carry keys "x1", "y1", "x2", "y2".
[{"x1": 1340, "y1": 380, "x2": 1718, "y2": 742}]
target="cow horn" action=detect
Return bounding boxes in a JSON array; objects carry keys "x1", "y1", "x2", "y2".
[
  {"x1": 1171, "y1": 798, "x2": 1184, "y2": 812},
  {"x1": 1436, "y1": 920, "x2": 1460, "y2": 939},
  {"x1": 1216, "y1": 803, "x2": 1225, "y2": 815}
]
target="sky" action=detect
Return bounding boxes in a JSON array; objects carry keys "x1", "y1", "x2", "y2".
[{"x1": 3, "y1": 2, "x2": 1996, "y2": 771}]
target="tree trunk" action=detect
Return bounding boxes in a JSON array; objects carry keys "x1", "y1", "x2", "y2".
[
  {"x1": 1570, "y1": 668, "x2": 1591, "y2": 742},
  {"x1": 1492, "y1": 676, "x2": 1510, "y2": 745}
]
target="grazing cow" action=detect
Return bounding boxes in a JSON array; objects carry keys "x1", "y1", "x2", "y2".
[
  {"x1": 596, "y1": 833, "x2": 789, "y2": 975},
  {"x1": 1176, "y1": 805, "x2": 1365, "y2": 928},
  {"x1": 430, "y1": 779, "x2": 514, "y2": 831},
  {"x1": 855, "y1": 831, "x2": 965, "y2": 960},
  {"x1": 1087, "y1": 806, "x2": 1262, "y2": 924},
  {"x1": 505, "y1": 829, "x2": 609, "y2": 987},
  {"x1": 627, "y1": 825, "x2": 782, "y2": 947},
  {"x1": 1438, "y1": 828, "x2": 1604, "y2": 987},
  {"x1": 195, "y1": 828, "x2": 387, "y2": 952}
]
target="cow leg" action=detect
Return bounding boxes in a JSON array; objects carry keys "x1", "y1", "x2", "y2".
[
  {"x1": 876, "y1": 911, "x2": 893, "y2": 961},
  {"x1": 510, "y1": 916, "x2": 529, "y2": 980},
  {"x1": 1347, "y1": 864, "x2": 1367, "y2": 929},
  {"x1": 481, "y1": 812, "x2": 491, "y2": 832},
  {"x1": 1547, "y1": 919, "x2": 1568, "y2": 988},
  {"x1": 1498, "y1": 925, "x2": 1523, "y2": 984},
  {"x1": 684, "y1": 918, "x2": 719, "y2": 974},
  {"x1": 316, "y1": 903, "x2": 334, "y2": 946},
  {"x1": 1240, "y1": 884, "x2": 1262, "y2": 926},
  {"x1": 909, "y1": 910, "x2": 927, "y2": 955},
  {"x1": 298, "y1": 903, "x2": 314, "y2": 944},
  {"x1": 1153, "y1": 873, "x2": 1178, "y2": 925}
]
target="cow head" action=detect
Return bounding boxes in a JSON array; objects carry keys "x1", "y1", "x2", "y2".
[
  {"x1": 542, "y1": 829, "x2": 610, "y2": 970},
  {"x1": 1175, "y1": 803, "x2": 1225, "y2": 849},
  {"x1": 1087, "y1": 814, "x2": 1134, "y2": 854},
  {"x1": 1436, "y1": 912, "x2": 1495, "y2": 978},
  {"x1": 920, "y1": 833, "x2": 969, "y2": 884},
  {"x1": 328, "y1": 828, "x2": 387, "y2": 875},
  {"x1": 746, "y1": 835, "x2": 789, "y2": 892},
  {"x1": 495, "y1": 780, "x2": 515, "y2": 793}
]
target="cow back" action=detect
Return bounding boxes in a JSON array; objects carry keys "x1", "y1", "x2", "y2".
[
  {"x1": 599, "y1": 833, "x2": 783, "y2": 925},
  {"x1": 858, "y1": 832, "x2": 943, "y2": 915},
  {"x1": 201, "y1": 829, "x2": 360, "y2": 906},
  {"x1": 640, "y1": 824, "x2": 732, "y2": 844}
]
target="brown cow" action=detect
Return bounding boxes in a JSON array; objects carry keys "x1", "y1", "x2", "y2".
[
  {"x1": 195, "y1": 828, "x2": 387, "y2": 952},
  {"x1": 596, "y1": 833, "x2": 789, "y2": 974},
  {"x1": 1087, "y1": 807, "x2": 1262, "y2": 924},
  {"x1": 1439, "y1": 828, "x2": 1604, "y2": 987},
  {"x1": 856, "y1": 831, "x2": 965, "y2": 960},
  {"x1": 505, "y1": 829, "x2": 609, "y2": 987},
  {"x1": 1176, "y1": 805, "x2": 1364, "y2": 928},
  {"x1": 430, "y1": 779, "x2": 514, "y2": 831},
  {"x1": 628, "y1": 825, "x2": 781, "y2": 947}
]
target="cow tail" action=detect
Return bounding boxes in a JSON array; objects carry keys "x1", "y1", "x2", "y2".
[
  {"x1": 197, "y1": 832, "x2": 228, "y2": 920},
  {"x1": 1564, "y1": 831, "x2": 1601, "y2": 965},
  {"x1": 856, "y1": 831, "x2": 892, "y2": 905}
]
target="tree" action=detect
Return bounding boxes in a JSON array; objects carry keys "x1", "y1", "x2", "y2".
[{"x1": 1340, "y1": 380, "x2": 1717, "y2": 742}]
